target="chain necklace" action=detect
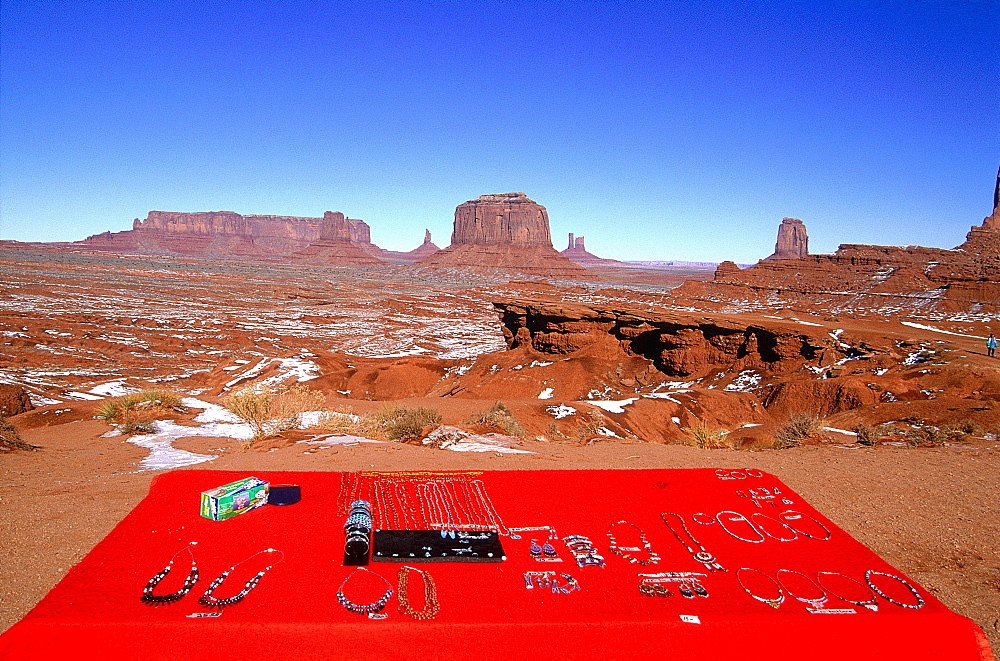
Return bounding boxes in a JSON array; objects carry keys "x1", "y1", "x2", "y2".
[
  {"x1": 141, "y1": 542, "x2": 200, "y2": 606},
  {"x1": 199, "y1": 548, "x2": 284, "y2": 609},
  {"x1": 397, "y1": 566, "x2": 440, "y2": 620},
  {"x1": 775, "y1": 569, "x2": 828, "y2": 609},
  {"x1": 337, "y1": 567, "x2": 394, "y2": 615},
  {"x1": 777, "y1": 510, "x2": 832, "y2": 541},
  {"x1": 815, "y1": 571, "x2": 879, "y2": 611},
  {"x1": 864, "y1": 570, "x2": 925, "y2": 609},
  {"x1": 606, "y1": 520, "x2": 661, "y2": 565},
  {"x1": 660, "y1": 512, "x2": 726, "y2": 572},
  {"x1": 469, "y1": 479, "x2": 508, "y2": 535},
  {"x1": 715, "y1": 511, "x2": 766, "y2": 543},
  {"x1": 749, "y1": 512, "x2": 798, "y2": 541},
  {"x1": 736, "y1": 567, "x2": 785, "y2": 609}
]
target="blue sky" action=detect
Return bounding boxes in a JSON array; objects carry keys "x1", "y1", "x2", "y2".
[{"x1": 1, "y1": 0, "x2": 997, "y2": 263}]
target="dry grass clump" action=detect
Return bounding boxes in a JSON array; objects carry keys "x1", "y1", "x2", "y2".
[
  {"x1": 466, "y1": 402, "x2": 525, "y2": 437},
  {"x1": 904, "y1": 426, "x2": 948, "y2": 447},
  {"x1": 0, "y1": 416, "x2": 39, "y2": 451},
  {"x1": 315, "y1": 410, "x2": 361, "y2": 434},
  {"x1": 225, "y1": 384, "x2": 327, "y2": 444},
  {"x1": 682, "y1": 421, "x2": 731, "y2": 449},
  {"x1": 773, "y1": 413, "x2": 820, "y2": 450},
  {"x1": 94, "y1": 389, "x2": 186, "y2": 436},
  {"x1": 94, "y1": 390, "x2": 186, "y2": 422},
  {"x1": 359, "y1": 406, "x2": 442, "y2": 442},
  {"x1": 852, "y1": 421, "x2": 893, "y2": 446}
]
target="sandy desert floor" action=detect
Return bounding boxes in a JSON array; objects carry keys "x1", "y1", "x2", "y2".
[{"x1": 1, "y1": 247, "x2": 998, "y2": 654}]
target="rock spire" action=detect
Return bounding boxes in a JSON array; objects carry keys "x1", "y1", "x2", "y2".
[{"x1": 766, "y1": 217, "x2": 809, "y2": 261}]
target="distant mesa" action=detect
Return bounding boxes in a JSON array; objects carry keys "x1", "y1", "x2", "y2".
[
  {"x1": 75, "y1": 209, "x2": 432, "y2": 265},
  {"x1": 414, "y1": 193, "x2": 589, "y2": 277},
  {"x1": 285, "y1": 211, "x2": 385, "y2": 266},
  {"x1": 765, "y1": 217, "x2": 809, "y2": 261},
  {"x1": 375, "y1": 229, "x2": 442, "y2": 264},
  {"x1": 676, "y1": 166, "x2": 1000, "y2": 313}
]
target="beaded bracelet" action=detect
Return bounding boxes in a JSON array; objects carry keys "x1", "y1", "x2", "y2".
[{"x1": 864, "y1": 570, "x2": 925, "y2": 609}]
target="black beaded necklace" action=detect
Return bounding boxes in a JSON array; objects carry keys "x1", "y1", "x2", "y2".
[
  {"x1": 336, "y1": 566, "x2": 395, "y2": 615},
  {"x1": 199, "y1": 548, "x2": 284, "y2": 609},
  {"x1": 141, "y1": 542, "x2": 200, "y2": 606}
]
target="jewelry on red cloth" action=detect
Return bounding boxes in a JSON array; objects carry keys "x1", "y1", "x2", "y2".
[
  {"x1": 397, "y1": 566, "x2": 439, "y2": 620},
  {"x1": 606, "y1": 520, "x2": 661, "y2": 565},
  {"x1": 775, "y1": 569, "x2": 828, "y2": 609},
  {"x1": 691, "y1": 513, "x2": 715, "y2": 525},
  {"x1": 337, "y1": 566, "x2": 395, "y2": 615},
  {"x1": 199, "y1": 548, "x2": 284, "y2": 609},
  {"x1": 736, "y1": 568, "x2": 784, "y2": 608},
  {"x1": 815, "y1": 571, "x2": 879, "y2": 611},
  {"x1": 864, "y1": 570, "x2": 925, "y2": 609},
  {"x1": 749, "y1": 512, "x2": 798, "y2": 541},
  {"x1": 660, "y1": 512, "x2": 726, "y2": 572},
  {"x1": 777, "y1": 510, "x2": 832, "y2": 541},
  {"x1": 715, "y1": 511, "x2": 766, "y2": 543},
  {"x1": 141, "y1": 542, "x2": 199, "y2": 606}
]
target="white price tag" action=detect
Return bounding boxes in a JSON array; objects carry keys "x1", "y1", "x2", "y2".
[{"x1": 679, "y1": 614, "x2": 701, "y2": 624}]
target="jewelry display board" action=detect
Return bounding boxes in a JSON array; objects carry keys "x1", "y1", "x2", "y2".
[{"x1": 0, "y1": 469, "x2": 991, "y2": 661}]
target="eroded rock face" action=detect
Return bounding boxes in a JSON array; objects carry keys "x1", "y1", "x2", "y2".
[
  {"x1": 0, "y1": 384, "x2": 34, "y2": 417},
  {"x1": 766, "y1": 217, "x2": 809, "y2": 260},
  {"x1": 451, "y1": 193, "x2": 552, "y2": 247}
]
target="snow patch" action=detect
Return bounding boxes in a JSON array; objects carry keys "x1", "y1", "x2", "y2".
[
  {"x1": 586, "y1": 398, "x2": 638, "y2": 413},
  {"x1": 538, "y1": 388, "x2": 555, "y2": 400},
  {"x1": 546, "y1": 404, "x2": 577, "y2": 419}
]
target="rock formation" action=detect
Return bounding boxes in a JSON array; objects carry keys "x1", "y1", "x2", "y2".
[
  {"x1": 77, "y1": 210, "x2": 380, "y2": 261},
  {"x1": 373, "y1": 229, "x2": 442, "y2": 264},
  {"x1": 0, "y1": 384, "x2": 34, "y2": 417},
  {"x1": 561, "y1": 233, "x2": 625, "y2": 267},
  {"x1": 414, "y1": 194, "x2": 589, "y2": 278},
  {"x1": 284, "y1": 212, "x2": 386, "y2": 266},
  {"x1": 766, "y1": 218, "x2": 809, "y2": 260},
  {"x1": 958, "y1": 166, "x2": 1000, "y2": 256}
]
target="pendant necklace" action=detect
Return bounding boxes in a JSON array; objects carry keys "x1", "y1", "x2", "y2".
[
  {"x1": 660, "y1": 512, "x2": 726, "y2": 572},
  {"x1": 397, "y1": 566, "x2": 440, "y2": 620},
  {"x1": 606, "y1": 520, "x2": 661, "y2": 565},
  {"x1": 199, "y1": 548, "x2": 284, "y2": 609},
  {"x1": 736, "y1": 568, "x2": 785, "y2": 609},
  {"x1": 141, "y1": 542, "x2": 199, "y2": 606}
]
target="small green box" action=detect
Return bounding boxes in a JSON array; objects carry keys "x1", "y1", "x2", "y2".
[{"x1": 200, "y1": 477, "x2": 269, "y2": 521}]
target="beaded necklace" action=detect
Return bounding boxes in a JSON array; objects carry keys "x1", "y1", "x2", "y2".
[
  {"x1": 141, "y1": 542, "x2": 199, "y2": 606},
  {"x1": 606, "y1": 520, "x2": 661, "y2": 565},
  {"x1": 774, "y1": 569, "x2": 828, "y2": 609},
  {"x1": 337, "y1": 567, "x2": 395, "y2": 615},
  {"x1": 864, "y1": 570, "x2": 925, "y2": 609},
  {"x1": 777, "y1": 510, "x2": 832, "y2": 541},
  {"x1": 660, "y1": 512, "x2": 726, "y2": 572},
  {"x1": 199, "y1": 548, "x2": 284, "y2": 609},
  {"x1": 715, "y1": 511, "x2": 766, "y2": 543},
  {"x1": 396, "y1": 566, "x2": 440, "y2": 620}
]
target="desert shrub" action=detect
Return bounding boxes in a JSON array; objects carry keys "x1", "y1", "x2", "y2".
[
  {"x1": 904, "y1": 426, "x2": 947, "y2": 447},
  {"x1": 315, "y1": 411, "x2": 361, "y2": 434},
  {"x1": 852, "y1": 422, "x2": 884, "y2": 446},
  {"x1": 94, "y1": 394, "x2": 139, "y2": 422},
  {"x1": 136, "y1": 389, "x2": 185, "y2": 411},
  {"x1": 466, "y1": 402, "x2": 526, "y2": 437},
  {"x1": 682, "y1": 421, "x2": 730, "y2": 449},
  {"x1": 944, "y1": 418, "x2": 981, "y2": 436},
  {"x1": 225, "y1": 384, "x2": 327, "y2": 443},
  {"x1": 116, "y1": 418, "x2": 157, "y2": 436},
  {"x1": 362, "y1": 406, "x2": 442, "y2": 442},
  {"x1": 574, "y1": 411, "x2": 608, "y2": 442},
  {"x1": 0, "y1": 416, "x2": 39, "y2": 451},
  {"x1": 773, "y1": 413, "x2": 820, "y2": 450}
]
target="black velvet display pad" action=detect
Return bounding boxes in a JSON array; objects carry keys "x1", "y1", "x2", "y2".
[{"x1": 371, "y1": 530, "x2": 505, "y2": 563}]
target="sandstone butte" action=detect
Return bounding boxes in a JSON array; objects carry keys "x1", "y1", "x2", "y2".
[
  {"x1": 412, "y1": 193, "x2": 589, "y2": 278},
  {"x1": 765, "y1": 217, "x2": 809, "y2": 260},
  {"x1": 561, "y1": 233, "x2": 628, "y2": 267}
]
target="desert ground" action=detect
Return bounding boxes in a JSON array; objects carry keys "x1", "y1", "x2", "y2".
[{"x1": 1, "y1": 247, "x2": 998, "y2": 652}]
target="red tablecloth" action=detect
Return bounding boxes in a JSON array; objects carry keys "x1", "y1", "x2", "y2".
[{"x1": 0, "y1": 469, "x2": 991, "y2": 660}]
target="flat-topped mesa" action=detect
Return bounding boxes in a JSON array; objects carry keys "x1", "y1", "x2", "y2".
[
  {"x1": 765, "y1": 217, "x2": 809, "y2": 261},
  {"x1": 451, "y1": 193, "x2": 553, "y2": 247},
  {"x1": 414, "y1": 193, "x2": 589, "y2": 277}
]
